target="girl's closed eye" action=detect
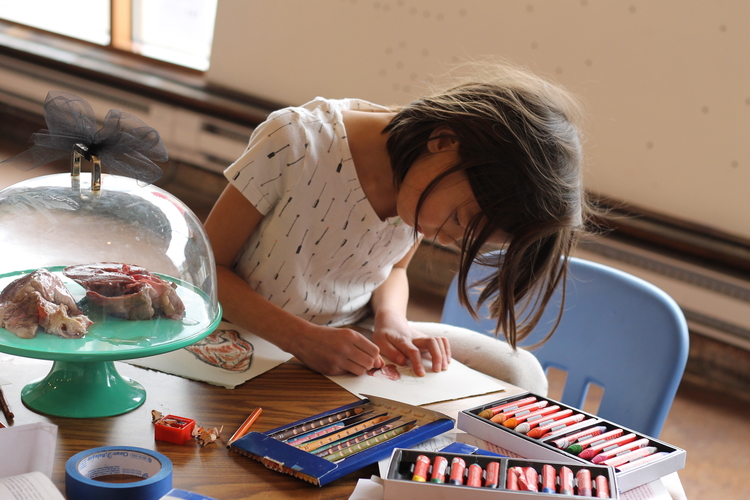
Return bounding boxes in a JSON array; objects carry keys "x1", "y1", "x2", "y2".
[{"x1": 452, "y1": 211, "x2": 462, "y2": 226}]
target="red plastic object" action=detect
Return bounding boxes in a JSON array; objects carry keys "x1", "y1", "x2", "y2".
[{"x1": 154, "y1": 415, "x2": 196, "y2": 444}]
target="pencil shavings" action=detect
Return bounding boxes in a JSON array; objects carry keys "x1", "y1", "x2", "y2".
[
  {"x1": 151, "y1": 410, "x2": 164, "y2": 423},
  {"x1": 193, "y1": 424, "x2": 223, "y2": 447}
]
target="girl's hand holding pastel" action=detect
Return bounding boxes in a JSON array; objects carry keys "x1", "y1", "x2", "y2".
[
  {"x1": 292, "y1": 324, "x2": 384, "y2": 377},
  {"x1": 372, "y1": 313, "x2": 451, "y2": 377}
]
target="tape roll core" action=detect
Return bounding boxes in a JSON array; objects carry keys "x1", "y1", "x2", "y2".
[{"x1": 65, "y1": 446, "x2": 173, "y2": 500}]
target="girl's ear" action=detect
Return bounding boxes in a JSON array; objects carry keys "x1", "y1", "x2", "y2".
[{"x1": 427, "y1": 126, "x2": 460, "y2": 153}]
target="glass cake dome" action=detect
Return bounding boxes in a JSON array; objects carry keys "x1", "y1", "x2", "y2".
[{"x1": 0, "y1": 170, "x2": 222, "y2": 418}]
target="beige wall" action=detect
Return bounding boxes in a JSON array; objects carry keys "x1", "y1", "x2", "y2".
[{"x1": 208, "y1": 0, "x2": 750, "y2": 240}]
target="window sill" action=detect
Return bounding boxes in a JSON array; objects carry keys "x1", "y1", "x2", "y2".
[{"x1": 0, "y1": 20, "x2": 281, "y2": 126}]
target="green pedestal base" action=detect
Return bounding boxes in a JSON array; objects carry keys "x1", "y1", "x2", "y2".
[{"x1": 21, "y1": 360, "x2": 146, "y2": 418}]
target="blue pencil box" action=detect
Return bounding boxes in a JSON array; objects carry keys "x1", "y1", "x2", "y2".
[{"x1": 230, "y1": 394, "x2": 455, "y2": 486}]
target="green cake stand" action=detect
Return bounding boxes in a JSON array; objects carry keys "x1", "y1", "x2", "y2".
[{"x1": 0, "y1": 267, "x2": 222, "y2": 418}]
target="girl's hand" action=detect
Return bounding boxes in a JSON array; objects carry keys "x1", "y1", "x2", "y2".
[
  {"x1": 371, "y1": 311, "x2": 451, "y2": 376},
  {"x1": 292, "y1": 324, "x2": 383, "y2": 377}
]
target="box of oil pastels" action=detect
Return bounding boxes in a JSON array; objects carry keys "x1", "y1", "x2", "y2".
[
  {"x1": 456, "y1": 393, "x2": 686, "y2": 493},
  {"x1": 383, "y1": 448, "x2": 618, "y2": 499},
  {"x1": 229, "y1": 394, "x2": 454, "y2": 486}
]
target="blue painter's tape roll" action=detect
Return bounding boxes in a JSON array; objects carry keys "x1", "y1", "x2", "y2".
[{"x1": 65, "y1": 446, "x2": 173, "y2": 500}]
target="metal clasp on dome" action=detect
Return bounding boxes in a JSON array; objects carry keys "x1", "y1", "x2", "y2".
[{"x1": 72, "y1": 143, "x2": 102, "y2": 191}]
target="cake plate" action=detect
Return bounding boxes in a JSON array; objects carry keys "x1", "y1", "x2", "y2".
[{"x1": 0, "y1": 267, "x2": 222, "y2": 418}]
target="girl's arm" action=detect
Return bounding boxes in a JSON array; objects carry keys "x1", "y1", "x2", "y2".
[
  {"x1": 369, "y1": 238, "x2": 451, "y2": 376},
  {"x1": 205, "y1": 184, "x2": 383, "y2": 376}
]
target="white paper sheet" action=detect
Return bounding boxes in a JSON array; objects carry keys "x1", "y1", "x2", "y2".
[
  {"x1": 128, "y1": 321, "x2": 293, "y2": 389},
  {"x1": 348, "y1": 477, "x2": 384, "y2": 500},
  {"x1": 0, "y1": 422, "x2": 58, "y2": 479},
  {"x1": 327, "y1": 357, "x2": 506, "y2": 406},
  {"x1": 0, "y1": 472, "x2": 64, "y2": 500}
]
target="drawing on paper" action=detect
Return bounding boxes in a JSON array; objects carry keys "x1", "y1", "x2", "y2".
[{"x1": 185, "y1": 328, "x2": 254, "y2": 372}]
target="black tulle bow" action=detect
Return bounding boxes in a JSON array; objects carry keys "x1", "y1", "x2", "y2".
[{"x1": 1, "y1": 91, "x2": 168, "y2": 184}]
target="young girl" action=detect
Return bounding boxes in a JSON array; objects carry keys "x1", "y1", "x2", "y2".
[{"x1": 204, "y1": 62, "x2": 590, "y2": 394}]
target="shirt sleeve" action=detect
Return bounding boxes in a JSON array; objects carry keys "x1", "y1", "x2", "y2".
[{"x1": 223, "y1": 108, "x2": 309, "y2": 215}]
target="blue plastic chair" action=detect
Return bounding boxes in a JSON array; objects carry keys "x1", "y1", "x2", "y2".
[{"x1": 440, "y1": 255, "x2": 689, "y2": 437}]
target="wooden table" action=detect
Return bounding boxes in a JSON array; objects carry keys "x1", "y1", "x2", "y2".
[{"x1": 0, "y1": 354, "x2": 520, "y2": 499}]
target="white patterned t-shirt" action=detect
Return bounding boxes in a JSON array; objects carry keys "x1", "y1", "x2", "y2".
[{"x1": 224, "y1": 97, "x2": 416, "y2": 327}]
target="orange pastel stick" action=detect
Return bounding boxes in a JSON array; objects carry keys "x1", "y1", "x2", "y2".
[
  {"x1": 491, "y1": 401, "x2": 550, "y2": 424},
  {"x1": 477, "y1": 396, "x2": 537, "y2": 419},
  {"x1": 527, "y1": 414, "x2": 586, "y2": 438},
  {"x1": 578, "y1": 433, "x2": 638, "y2": 460},
  {"x1": 512, "y1": 408, "x2": 571, "y2": 433},
  {"x1": 502, "y1": 405, "x2": 561, "y2": 428}
]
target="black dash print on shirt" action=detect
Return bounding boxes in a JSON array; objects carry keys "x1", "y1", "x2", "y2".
[
  {"x1": 246, "y1": 261, "x2": 260, "y2": 280},
  {"x1": 343, "y1": 205, "x2": 356, "y2": 229},
  {"x1": 321, "y1": 198, "x2": 335, "y2": 222},
  {"x1": 336, "y1": 160, "x2": 343, "y2": 172},
  {"x1": 302, "y1": 253, "x2": 315, "y2": 276},
  {"x1": 279, "y1": 197, "x2": 292, "y2": 217},
  {"x1": 356, "y1": 229, "x2": 370, "y2": 248},
  {"x1": 296, "y1": 229, "x2": 308, "y2": 253},
  {"x1": 368, "y1": 233, "x2": 384, "y2": 255},
  {"x1": 315, "y1": 226, "x2": 330, "y2": 245},
  {"x1": 287, "y1": 214, "x2": 299, "y2": 236},
  {"x1": 287, "y1": 147, "x2": 306, "y2": 166},
  {"x1": 281, "y1": 298, "x2": 290, "y2": 309},
  {"x1": 268, "y1": 239, "x2": 278, "y2": 258},
  {"x1": 267, "y1": 121, "x2": 292, "y2": 137},
  {"x1": 274, "y1": 261, "x2": 285, "y2": 279},
  {"x1": 308, "y1": 160, "x2": 320, "y2": 185},
  {"x1": 313, "y1": 183, "x2": 327, "y2": 208},
  {"x1": 339, "y1": 254, "x2": 354, "y2": 268},
  {"x1": 283, "y1": 276, "x2": 295, "y2": 292},
  {"x1": 261, "y1": 174, "x2": 282, "y2": 187},
  {"x1": 267, "y1": 144, "x2": 290, "y2": 159},
  {"x1": 331, "y1": 239, "x2": 347, "y2": 257}
]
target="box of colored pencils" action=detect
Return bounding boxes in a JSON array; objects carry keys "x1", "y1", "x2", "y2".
[
  {"x1": 384, "y1": 449, "x2": 618, "y2": 499},
  {"x1": 229, "y1": 394, "x2": 455, "y2": 486},
  {"x1": 457, "y1": 393, "x2": 686, "y2": 493}
]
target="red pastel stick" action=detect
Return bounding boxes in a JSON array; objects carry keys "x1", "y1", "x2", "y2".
[
  {"x1": 603, "y1": 446, "x2": 658, "y2": 468},
  {"x1": 490, "y1": 401, "x2": 549, "y2": 424},
  {"x1": 576, "y1": 469, "x2": 593, "y2": 496},
  {"x1": 541, "y1": 464, "x2": 557, "y2": 494},
  {"x1": 516, "y1": 467, "x2": 538, "y2": 492},
  {"x1": 506, "y1": 467, "x2": 520, "y2": 490},
  {"x1": 477, "y1": 396, "x2": 538, "y2": 419},
  {"x1": 559, "y1": 466, "x2": 575, "y2": 495},
  {"x1": 467, "y1": 464, "x2": 483, "y2": 487},
  {"x1": 485, "y1": 461, "x2": 500, "y2": 488},
  {"x1": 595, "y1": 474, "x2": 610, "y2": 498},
  {"x1": 513, "y1": 408, "x2": 571, "y2": 433},
  {"x1": 552, "y1": 425, "x2": 607, "y2": 449},
  {"x1": 591, "y1": 438, "x2": 651, "y2": 464},
  {"x1": 527, "y1": 414, "x2": 586, "y2": 439},
  {"x1": 566, "y1": 428, "x2": 625, "y2": 455},
  {"x1": 579, "y1": 433, "x2": 638, "y2": 460},
  {"x1": 503, "y1": 405, "x2": 561, "y2": 428}
]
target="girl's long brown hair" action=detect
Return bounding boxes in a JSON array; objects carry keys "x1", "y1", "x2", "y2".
[{"x1": 384, "y1": 61, "x2": 593, "y2": 348}]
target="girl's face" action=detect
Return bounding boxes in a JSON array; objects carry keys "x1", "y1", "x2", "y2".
[{"x1": 396, "y1": 127, "x2": 510, "y2": 247}]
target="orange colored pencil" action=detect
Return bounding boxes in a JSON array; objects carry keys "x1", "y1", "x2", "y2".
[{"x1": 227, "y1": 407, "x2": 263, "y2": 447}]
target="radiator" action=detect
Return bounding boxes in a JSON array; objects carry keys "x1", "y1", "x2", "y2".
[{"x1": 576, "y1": 238, "x2": 750, "y2": 353}]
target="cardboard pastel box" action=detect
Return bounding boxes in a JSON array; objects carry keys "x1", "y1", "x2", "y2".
[
  {"x1": 457, "y1": 392, "x2": 686, "y2": 493},
  {"x1": 384, "y1": 448, "x2": 618, "y2": 499},
  {"x1": 229, "y1": 394, "x2": 454, "y2": 486}
]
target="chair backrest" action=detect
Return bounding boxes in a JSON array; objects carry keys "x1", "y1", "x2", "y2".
[{"x1": 440, "y1": 255, "x2": 689, "y2": 437}]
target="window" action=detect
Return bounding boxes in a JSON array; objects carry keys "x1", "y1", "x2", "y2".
[{"x1": 0, "y1": 0, "x2": 217, "y2": 71}]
